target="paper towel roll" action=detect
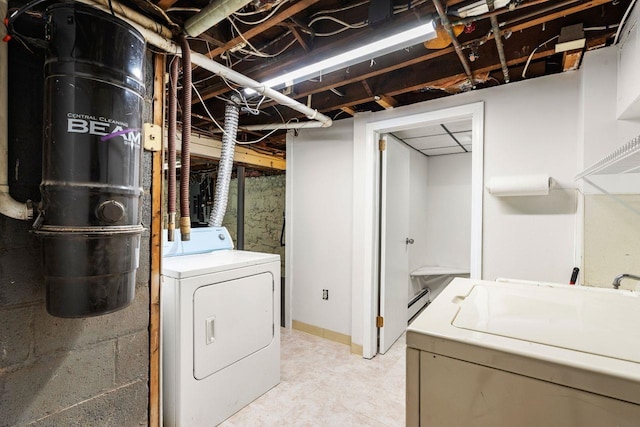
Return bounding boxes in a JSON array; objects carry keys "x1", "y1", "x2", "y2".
[{"x1": 486, "y1": 175, "x2": 550, "y2": 197}]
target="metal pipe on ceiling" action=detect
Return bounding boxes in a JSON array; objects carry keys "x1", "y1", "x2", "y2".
[
  {"x1": 487, "y1": 0, "x2": 510, "y2": 83},
  {"x1": 432, "y1": 0, "x2": 475, "y2": 85},
  {"x1": 239, "y1": 121, "x2": 329, "y2": 131},
  {"x1": 78, "y1": 0, "x2": 332, "y2": 129}
]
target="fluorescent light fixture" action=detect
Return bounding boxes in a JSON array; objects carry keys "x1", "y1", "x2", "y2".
[
  {"x1": 246, "y1": 20, "x2": 436, "y2": 94},
  {"x1": 456, "y1": 0, "x2": 510, "y2": 18}
]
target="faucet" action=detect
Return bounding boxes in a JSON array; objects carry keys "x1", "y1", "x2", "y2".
[{"x1": 612, "y1": 273, "x2": 640, "y2": 289}]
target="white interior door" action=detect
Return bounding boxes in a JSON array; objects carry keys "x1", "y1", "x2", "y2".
[{"x1": 379, "y1": 136, "x2": 410, "y2": 354}]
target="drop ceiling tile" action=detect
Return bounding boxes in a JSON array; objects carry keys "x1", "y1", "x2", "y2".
[
  {"x1": 392, "y1": 124, "x2": 444, "y2": 139},
  {"x1": 451, "y1": 131, "x2": 472, "y2": 144},
  {"x1": 406, "y1": 134, "x2": 458, "y2": 151},
  {"x1": 441, "y1": 120, "x2": 472, "y2": 133}
]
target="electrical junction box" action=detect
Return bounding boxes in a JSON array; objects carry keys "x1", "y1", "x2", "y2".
[
  {"x1": 369, "y1": 0, "x2": 393, "y2": 26},
  {"x1": 143, "y1": 122, "x2": 162, "y2": 151}
]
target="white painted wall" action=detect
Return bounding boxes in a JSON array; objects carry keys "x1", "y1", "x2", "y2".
[
  {"x1": 286, "y1": 118, "x2": 354, "y2": 335},
  {"x1": 352, "y1": 72, "x2": 580, "y2": 349},
  {"x1": 424, "y1": 153, "x2": 472, "y2": 269},
  {"x1": 287, "y1": 47, "x2": 640, "y2": 350}
]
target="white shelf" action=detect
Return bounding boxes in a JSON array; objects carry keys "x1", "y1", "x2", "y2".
[
  {"x1": 576, "y1": 135, "x2": 640, "y2": 179},
  {"x1": 410, "y1": 265, "x2": 470, "y2": 277}
]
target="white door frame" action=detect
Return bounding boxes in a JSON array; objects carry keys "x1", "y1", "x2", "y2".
[{"x1": 354, "y1": 102, "x2": 484, "y2": 358}]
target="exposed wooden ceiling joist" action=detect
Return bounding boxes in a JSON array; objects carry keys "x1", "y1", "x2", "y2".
[{"x1": 134, "y1": 0, "x2": 631, "y2": 156}]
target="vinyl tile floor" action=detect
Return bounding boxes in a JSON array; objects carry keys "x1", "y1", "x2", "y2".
[{"x1": 219, "y1": 328, "x2": 406, "y2": 427}]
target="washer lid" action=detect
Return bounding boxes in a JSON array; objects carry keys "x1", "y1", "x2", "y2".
[{"x1": 453, "y1": 284, "x2": 640, "y2": 363}]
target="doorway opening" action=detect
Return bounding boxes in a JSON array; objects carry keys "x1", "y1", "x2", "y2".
[{"x1": 359, "y1": 102, "x2": 484, "y2": 358}]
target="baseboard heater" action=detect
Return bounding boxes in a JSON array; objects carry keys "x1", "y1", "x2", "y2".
[{"x1": 408, "y1": 287, "x2": 431, "y2": 321}]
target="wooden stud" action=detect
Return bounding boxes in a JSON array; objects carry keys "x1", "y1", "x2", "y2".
[
  {"x1": 149, "y1": 53, "x2": 165, "y2": 427},
  {"x1": 285, "y1": 23, "x2": 310, "y2": 52},
  {"x1": 562, "y1": 50, "x2": 584, "y2": 72},
  {"x1": 205, "y1": 0, "x2": 611, "y2": 111},
  {"x1": 376, "y1": 95, "x2": 398, "y2": 110},
  {"x1": 340, "y1": 106, "x2": 357, "y2": 116},
  {"x1": 361, "y1": 80, "x2": 374, "y2": 97}
]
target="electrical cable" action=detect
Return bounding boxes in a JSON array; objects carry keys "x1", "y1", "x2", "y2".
[
  {"x1": 141, "y1": 0, "x2": 180, "y2": 30},
  {"x1": 310, "y1": 0, "x2": 369, "y2": 18},
  {"x1": 228, "y1": 17, "x2": 279, "y2": 58},
  {"x1": 6, "y1": 0, "x2": 48, "y2": 27},
  {"x1": 302, "y1": 16, "x2": 368, "y2": 37},
  {"x1": 228, "y1": 17, "x2": 297, "y2": 58},
  {"x1": 236, "y1": 37, "x2": 297, "y2": 58},
  {"x1": 3, "y1": 2, "x2": 47, "y2": 48},
  {"x1": 232, "y1": 0, "x2": 288, "y2": 25},
  {"x1": 614, "y1": 0, "x2": 637, "y2": 45},
  {"x1": 584, "y1": 24, "x2": 619, "y2": 32},
  {"x1": 191, "y1": 82, "x2": 285, "y2": 145},
  {"x1": 521, "y1": 34, "x2": 559, "y2": 79}
]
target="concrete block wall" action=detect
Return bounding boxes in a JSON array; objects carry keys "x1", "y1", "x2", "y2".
[
  {"x1": 0, "y1": 227, "x2": 150, "y2": 426},
  {"x1": 223, "y1": 173, "x2": 286, "y2": 275},
  {"x1": 0, "y1": 157, "x2": 151, "y2": 426}
]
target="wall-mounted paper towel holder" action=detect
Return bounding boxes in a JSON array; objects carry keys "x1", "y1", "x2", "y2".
[{"x1": 486, "y1": 175, "x2": 552, "y2": 197}]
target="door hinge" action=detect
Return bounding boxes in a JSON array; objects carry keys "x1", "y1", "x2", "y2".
[
  {"x1": 379, "y1": 139, "x2": 386, "y2": 151},
  {"x1": 376, "y1": 316, "x2": 384, "y2": 328}
]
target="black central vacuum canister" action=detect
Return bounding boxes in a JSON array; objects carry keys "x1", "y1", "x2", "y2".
[{"x1": 35, "y1": 3, "x2": 146, "y2": 317}]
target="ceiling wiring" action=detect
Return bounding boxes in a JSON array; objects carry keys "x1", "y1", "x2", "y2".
[
  {"x1": 233, "y1": 0, "x2": 286, "y2": 16},
  {"x1": 191, "y1": 82, "x2": 285, "y2": 145},
  {"x1": 309, "y1": 0, "x2": 369, "y2": 18},
  {"x1": 306, "y1": 15, "x2": 368, "y2": 37},
  {"x1": 232, "y1": 0, "x2": 288, "y2": 25},
  {"x1": 522, "y1": 34, "x2": 559, "y2": 79},
  {"x1": 228, "y1": 17, "x2": 298, "y2": 58}
]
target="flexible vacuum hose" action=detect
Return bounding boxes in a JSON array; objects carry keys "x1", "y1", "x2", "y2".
[
  {"x1": 167, "y1": 57, "x2": 178, "y2": 241},
  {"x1": 179, "y1": 34, "x2": 191, "y2": 241},
  {"x1": 209, "y1": 102, "x2": 239, "y2": 227}
]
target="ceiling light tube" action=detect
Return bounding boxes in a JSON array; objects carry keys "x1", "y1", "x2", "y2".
[{"x1": 246, "y1": 20, "x2": 436, "y2": 93}]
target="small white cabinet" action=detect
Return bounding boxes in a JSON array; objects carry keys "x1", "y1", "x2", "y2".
[{"x1": 618, "y1": 3, "x2": 640, "y2": 119}]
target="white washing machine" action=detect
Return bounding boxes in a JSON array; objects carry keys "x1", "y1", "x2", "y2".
[
  {"x1": 406, "y1": 277, "x2": 640, "y2": 426},
  {"x1": 162, "y1": 228, "x2": 280, "y2": 426}
]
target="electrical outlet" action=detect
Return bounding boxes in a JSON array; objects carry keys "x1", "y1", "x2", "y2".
[{"x1": 322, "y1": 289, "x2": 328, "y2": 300}]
